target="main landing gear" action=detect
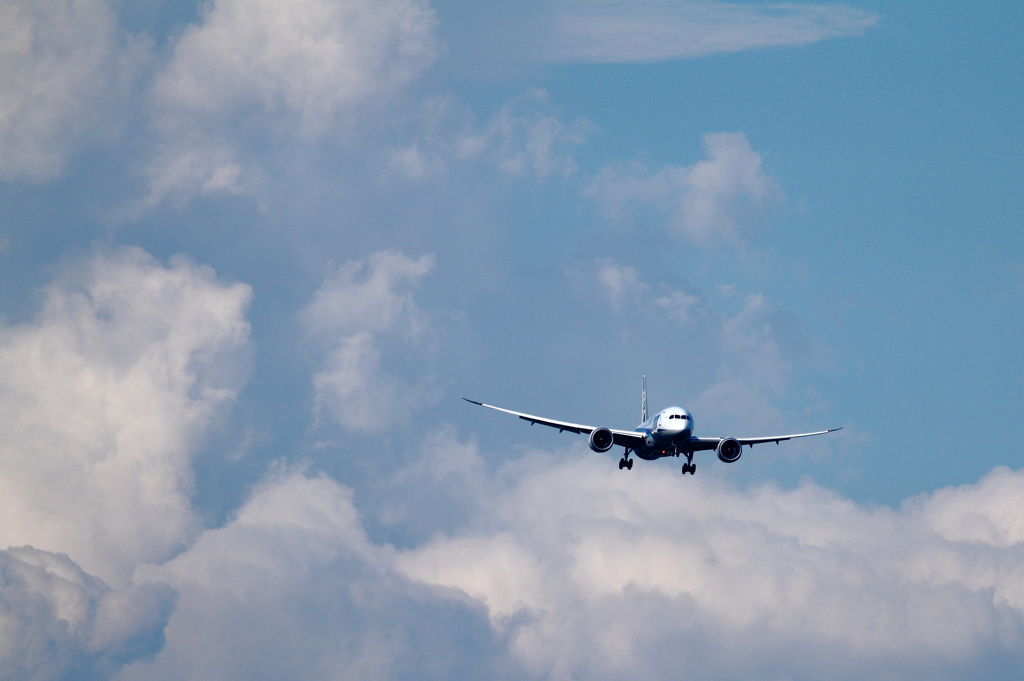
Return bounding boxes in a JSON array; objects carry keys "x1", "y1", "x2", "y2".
[
  {"x1": 619, "y1": 449, "x2": 634, "y2": 470},
  {"x1": 681, "y1": 451, "x2": 695, "y2": 475}
]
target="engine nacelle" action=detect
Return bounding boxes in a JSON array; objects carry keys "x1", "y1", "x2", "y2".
[
  {"x1": 716, "y1": 438, "x2": 742, "y2": 463},
  {"x1": 589, "y1": 427, "x2": 615, "y2": 453}
]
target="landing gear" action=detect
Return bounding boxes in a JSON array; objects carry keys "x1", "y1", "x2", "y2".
[
  {"x1": 619, "y1": 449, "x2": 634, "y2": 470},
  {"x1": 681, "y1": 451, "x2": 695, "y2": 475}
]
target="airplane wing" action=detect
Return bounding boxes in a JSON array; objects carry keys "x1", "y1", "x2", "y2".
[
  {"x1": 463, "y1": 399, "x2": 646, "y2": 448},
  {"x1": 687, "y1": 428, "x2": 842, "y2": 451}
]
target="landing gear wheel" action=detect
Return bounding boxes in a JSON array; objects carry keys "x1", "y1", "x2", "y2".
[
  {"x1": 627, "y1": 459, "x2": 633, "y2": 470},
  {"x1": 682, "y1": 463, "x2": 696, "y2": 475},
  {"x1": 619, "y1": 458, "x2": 625, "y2": 470}
]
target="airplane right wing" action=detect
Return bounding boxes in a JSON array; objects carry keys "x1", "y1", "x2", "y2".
[{"x1": 463, "y1": 399, "x2": 646, "y2": 449}]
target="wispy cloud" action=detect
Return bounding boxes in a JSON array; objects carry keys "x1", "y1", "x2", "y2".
[
  {"x1": 549, "y1": 0, "x2": 878, "y2": 63},
  {"x1": 0, "y1": 0, "x2": 132, "y2": 181},
  {"x1": 302, "y1": 250, "x2": 437, "y2": 433}
]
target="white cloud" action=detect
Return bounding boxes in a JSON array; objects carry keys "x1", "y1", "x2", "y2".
[
  {"x1": 0, "y1": 247, "x2": 252, "y2": 584},
  {"x1": 0, "y1": 545, "x2": 174, "y2": 680},
  {"x1": 549, "y1": 0, "x2": 878, "y2": 63},
  {"x1": 586, "y1": 132, "x2": 784, "y2": 246},
  {"x1": 302, "y1": 250, "x2": 436, "y2": 432},
  {"x1": 153, "y1": 0, "x2": 437, "y2": 134},
  {"x1": 141, "y1": 0, "x2": 438, "y2": 207},
  {"x1": 394, "y1": 448, "x2": 1024, "y2": 680},
  {"x1": 0, "y1": 0, "x2": 128, "y2": 181},
  {"x1": 135, "y1": 143, "x2": 250, "y2": 212},
  {"x1": 122, "y1": 469, "x2": 503, "y2": 681}
]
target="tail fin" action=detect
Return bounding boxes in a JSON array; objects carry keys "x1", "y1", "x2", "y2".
[{"x1": 641, "y1": 375, "x2": 647, "y2": 423}]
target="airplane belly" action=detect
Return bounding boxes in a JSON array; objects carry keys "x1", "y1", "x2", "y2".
[
  {"x1": 634, "y1": 428, "x2": 692, "y2": 460},
  {"x1": 634, "y1": 447, "x2": 662, "y2": 461}
]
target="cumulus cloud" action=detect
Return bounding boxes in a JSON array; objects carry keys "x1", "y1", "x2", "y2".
[
  {"x1": 0, "y1": 247, "x2": 252, "y2": 584},
  {"x1": 153, "y1": 0, "x2": 437, "y2": 134},
  {"x1": 393, "y1": 443, "x2": 1024, "y2": 680},
  {"x1": 140, "y1": 0, "x2": 438, "y2": 207},
  {"x1": 586, "y1": 132, "x2": 784, "y2": 246},
  {"x1": 0, "y1": 0, "x2": 132, "y2": 181},
  {"x1": 0, "y1": 545, "x2": 174, "y2": 680},
  {"x1": 122, "y1": 469, "x2": 505, "y2": 681},
  {"x1": 302, "y1": 250, "x2": 436, "y2": 433},
  {"x1": 549, "y1": 0, "x2": 878, "y2": 63}
]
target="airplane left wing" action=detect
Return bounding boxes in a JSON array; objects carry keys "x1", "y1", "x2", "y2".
[{"x1": 463, "y1": 399, "x2": 646, "y2": 448}]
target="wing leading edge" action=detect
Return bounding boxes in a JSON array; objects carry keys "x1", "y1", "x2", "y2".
[{"x1": 686, "y1": 428, "x2": 842, "y2": 452}]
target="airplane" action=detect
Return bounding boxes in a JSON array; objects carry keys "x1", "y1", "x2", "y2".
[{"x1": 464, "y1": 377, "x2": 840, "y2": 475}]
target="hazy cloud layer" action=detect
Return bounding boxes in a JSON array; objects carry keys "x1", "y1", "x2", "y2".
[
  {"x1": 303, "y1": 250, "x2": 436, "y2": 433},
  {"x1": 586, "y1": 132, "x2": 784, "y2": 246},
  {"x1": 0, "y1": 0, "x2": 126, "y2": 181},
  {"x1": 0, "y1": 248, "x2": 251, "y2": 584},
  {"x1": 549, "y1": 0, "x2": 878, "y2": 63}
]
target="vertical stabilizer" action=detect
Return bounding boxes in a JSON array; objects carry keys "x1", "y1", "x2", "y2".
[{"x1": 641, "y1": 375, "x2": 648, "y2": 423}]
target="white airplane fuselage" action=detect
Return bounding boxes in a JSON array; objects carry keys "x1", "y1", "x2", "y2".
[{"x1": 633, "y1": 407, "x2": 693, "y2": 460}]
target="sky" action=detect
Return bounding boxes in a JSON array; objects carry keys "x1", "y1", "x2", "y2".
[{"x1": 0, "y1": 0, "x2": 1023, "y2": 678}]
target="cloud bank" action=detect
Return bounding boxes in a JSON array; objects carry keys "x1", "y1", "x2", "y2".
[{"x1": 119, "y1": 433, "x2": 1024, "y2": 680}]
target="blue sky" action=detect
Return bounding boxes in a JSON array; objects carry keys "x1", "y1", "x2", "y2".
[{"x1": 1, "y1": 0, "x2": 1023, "y2": 678}]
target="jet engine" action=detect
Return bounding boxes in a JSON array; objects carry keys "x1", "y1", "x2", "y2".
[
  {"x1": 716, "y1": 438, "x2": 742, "y2": 463},
  {"x1": 588, "y1": 427, "x2": 615, "y2": 453}
]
